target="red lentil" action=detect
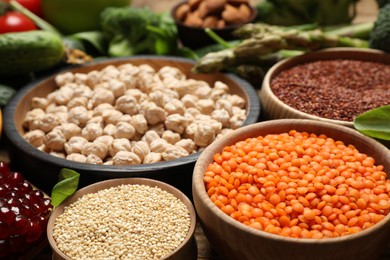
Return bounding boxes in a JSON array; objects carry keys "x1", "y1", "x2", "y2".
[
  {"x1": 203, "y1": 130, "x2": 390, "y2": 239},
  {"x1": 270, "y1": 60, "x2": 390, "y2": 121}
]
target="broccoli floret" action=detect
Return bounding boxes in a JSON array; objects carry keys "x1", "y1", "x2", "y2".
[
  {"x1": 100, "y1": 7, "x2": 178, "y2": 57},
  {"x1": 369, "y1": 4, "x2": 390, "y2": 52}
]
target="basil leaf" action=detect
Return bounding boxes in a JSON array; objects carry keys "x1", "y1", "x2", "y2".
[
  {"x1": 354, "y1": 105, "x2": 390, "y2": 141},
  {"x1": 69, "y1": 31, "x2": 106, "y2": 55},
  {"x1": 51, "y1": 168, "x2": 80, "y2": 207}
]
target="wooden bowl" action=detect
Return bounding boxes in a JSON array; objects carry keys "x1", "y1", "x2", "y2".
[
  {"x1": 193, "y1": 119, "x2": 390, "y2": 260},
  {"x1": 171, "y1": 1, "x2": 257, "y2": 49},
  {"x1": 259, "y1": 48, "x2": 390, "y2": 128},
  {"x1": 3, "y1": 55, "x2": 260, "y2": 198},
  {"x1": 47, "y1": 178, "x2": 197, "y2": 260}
]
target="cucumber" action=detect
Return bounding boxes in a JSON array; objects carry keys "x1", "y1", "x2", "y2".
[{"x1": 0, "y1": 30, "x2": 65, "y2": 77}]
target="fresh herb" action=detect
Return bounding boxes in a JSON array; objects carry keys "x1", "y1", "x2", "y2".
[
  {"x1": 354, "y1": 105, "x2": 390, "y2": 141},
  {"x1": 51, "y1": 168, "x2": 80, "y2": 207}
]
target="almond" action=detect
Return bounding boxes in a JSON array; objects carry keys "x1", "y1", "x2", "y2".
[
  {"x1": 184, "y1": 11, "x2": 203, "y2": 27},
  {"x1": 198, "y1": 1, "x2": 209, "y2": 18},
  {"x1": 222, "y1": 4, "x2": 245, "y2": 24},
  {"x1": 239, "y1": 4, "x2": 252, "y2": 21},
  {"x1": 217, "y1": 19, "x2": 226, "y2": 29},
  {"x1": 203, "y1": 16, "x2": 219, "y2": 28},
  {"x1": 188, "y1": 0, "x2": 203, "y2": 10},
  {"x1": 204, "y1": 0, "x2": 227, "y2": 14},
  {"x1": 176, "y1": 4, "x2": 191, "y2": 22}
]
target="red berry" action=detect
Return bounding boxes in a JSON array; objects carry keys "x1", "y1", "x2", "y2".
[
  {"x1": 6, "y1": 171, "x2": 24, "y2": 187},
  {"x1": 11, "y1": 215, "x2": 29, "y2": 236},
  {"x1": 0, "y1": 206, "x2": 15, "y2": 225},
  {"x1": 34, "y1": 214, "x2": 49, "y2": 229},
  {"x1": 0, "y1": 186, "x2": 6, "y2": 197},
  {"x1": 25, "y1": 220, "x2": 42, "y2": 243},
  {"x1": 20, "y1": 204, "x2": 32, "y2": 218},
  {"x1": 0, "y1": 162, "x2": 10, "y2": 179},
  {"x1": 19, "y1": 181, "x2": 33, "y2": 193},
  {"x1": 29, "y1": 190, "x2": 44, "y2": 205},
  {"x1": 39, "y1": 198, "x2": 53, "y2": 212}
]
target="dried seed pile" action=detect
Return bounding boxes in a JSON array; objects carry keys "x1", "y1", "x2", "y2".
[
  {"x1": 204, "y1": 130, "x2": 390, "y2": 239},
  {"x1": 53, "y1": 184, "x2": 191, "y2": 259},
  {"x1": 271, "y1": 59, "x2": 390, "y2": 121}
]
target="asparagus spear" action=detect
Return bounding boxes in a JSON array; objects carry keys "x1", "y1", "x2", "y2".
[{"x1": 193, "y1": 23, "x2": 369, "y2": 73}]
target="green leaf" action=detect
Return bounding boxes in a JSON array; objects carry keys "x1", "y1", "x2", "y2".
[
  {"x1": 68, "y1": 31, "x2": 106, "y2": 55},
  {"x1": 51, "y1": 168, "x2": 80, "y2": 207},
  {"x1": 354, "y1": 105, "x2": 390, "y2": 141}
]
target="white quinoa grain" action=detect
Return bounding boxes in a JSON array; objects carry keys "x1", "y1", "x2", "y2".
[{"x1": 53, "y1": 184, "x2": 191, "y2": 260}]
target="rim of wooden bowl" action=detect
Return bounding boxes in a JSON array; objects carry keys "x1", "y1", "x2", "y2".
[
  {"x1": 193, "y1": 119, "x2": 390, "y2": 244},
  {"x1": 3, "y1": 55, "x2": 260, "y2": 177},
  {"x1": 260, "y1": 47, "x2": 390, "y2": 128},
  {"x1": 47, "y1": 177, "x2": 197, "y2": 260}
]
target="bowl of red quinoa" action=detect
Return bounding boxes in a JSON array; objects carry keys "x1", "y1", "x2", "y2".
[
  {"x1": 3, "y1": 55, "x2": 260, "y2": 199},
  {"x1": 192, "y1": 119, "x2": 390, "y2": 260},
  {"x1": 48, "y1": 177, "x2": 197, "y2": 260},
  {"x1": 259, "y1": 48, "x2": 390, "y2": 128}
]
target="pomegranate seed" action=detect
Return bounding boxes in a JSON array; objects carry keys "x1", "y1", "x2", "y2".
[
  {"x1": 12, "y1": 215, "x2": 29, "y2": 236},
  {"x1": 0, "y1": 185, "x2": 6, "y2": 196},
  {"x1": 25, "y1": 220, "x2": 42, "y2": 243},
  {"x1": 0, "y1": 162, "x2": 10, "y2": 179},
  {"x1": 6, "y1": 172, "x2": 24, "y2": 187},
  {"x1": 0, "y1": 206, "x2": 15, "y2": 224}
]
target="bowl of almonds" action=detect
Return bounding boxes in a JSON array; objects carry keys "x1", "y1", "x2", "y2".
[
  {"x1": 172, "y1": 0, "x2": 257, "y2": 48},
  {"x1": 3, "y1": 55, "x2": 260, "y2": 199}
]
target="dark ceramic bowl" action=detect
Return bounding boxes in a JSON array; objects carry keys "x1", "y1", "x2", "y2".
[
  {"x1": 3, "y1": 55, "x2": 260, "y2": 198},
  {"x1": 171, "y1": 1, "x2": 257, "y2": 49}
]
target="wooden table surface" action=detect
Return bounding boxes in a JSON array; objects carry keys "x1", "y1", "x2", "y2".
[{"x1": 10, "y1": 0, "x2": 385, "y2": 259}]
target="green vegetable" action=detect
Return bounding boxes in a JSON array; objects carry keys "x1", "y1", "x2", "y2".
[
  {"x1": 354, "y1": 105, "x2": 390, "y2": 141},
  {"x1": 51, "y1": 168, "x2": 80, "y2": 207},
  {"x1": 369, "y1": 4, "x2": 390, "y2": 52},
  {"x1": 100, "y1": 6, "x2": 178, "y2": 57},
  {"x1": 0, "y1": 84, "x2": 16, "y2": 106},
  {"x1": 193, "y1": 23, "x2": 368, "y2": 73},
  {"x1": 0, "y1": 30, "x2": 65, "y2": 77},
  {"x1": 255, "y1": 0, "x2": 359, "y2": 26},
  {"x1": 41, "y1": 0, "x2": 131, "y2": 34}
]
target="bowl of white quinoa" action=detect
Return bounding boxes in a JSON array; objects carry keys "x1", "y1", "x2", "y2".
[
  {"x1": 47, "y1": 177, "x2": 197, "y2": 260},
  {"x1": 3, "y1": 55, "x2": 260, "y2": 198}
]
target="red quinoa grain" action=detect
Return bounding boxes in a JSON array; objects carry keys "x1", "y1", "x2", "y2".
[{"x1": 270, "y1": 59, "x2": 390, "y2": 121}]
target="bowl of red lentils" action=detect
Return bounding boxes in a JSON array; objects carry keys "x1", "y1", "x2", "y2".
[
  {"x1": 192, "y1": 119, "x2": 390, "y2": 260},
  {"x1": 47, "y1": 177, "x2": 197, "y2": 260},
  {"x1": 259, "y1": 48, "x2": 390, "y2": 128}
]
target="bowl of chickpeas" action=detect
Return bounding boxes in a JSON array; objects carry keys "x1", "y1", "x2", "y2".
[
  {"x1": 3, "y1": 55, "x2": 260, "y2": 198},
  {"x1": 47, "y1": 177, "x2": 197, "y2": 260},
  {"x1": 192, "y1": 119, "x2": 390, "y2": 260}
]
